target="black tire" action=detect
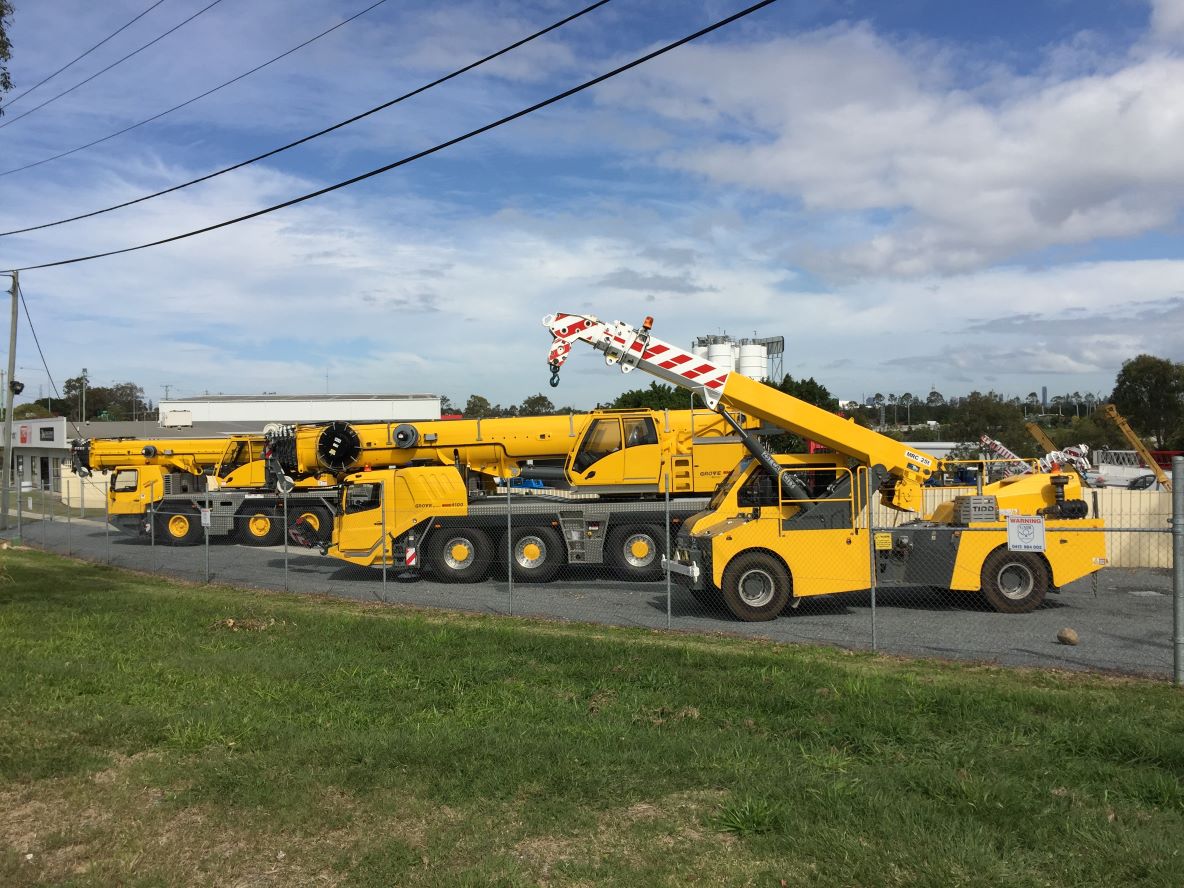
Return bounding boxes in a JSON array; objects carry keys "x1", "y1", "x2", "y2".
[
  {"x1": 981, "y1": 548, "x2": 1049, "y2": 614},
  {"x1": 605, "y1": 524, "x2": 666, "y2": 581},
  {"x1": 290, "y1": 505, "x2": 333, "y2": 544},
  {"x1": 425, "y1": 527, "x2": 494, "y2": 583},
  {"x1": 720, "y1": 552, "x2": 791, "y2": 622},
  {"x1": 501, "y1": 526, "x2": 564, "y2": 583},
  {"x1": 155, "y1": 506, "x2": 204, "y2": 546},
  {"x1": 235, "y1": 506, "x2": 284, "y2": 546}
]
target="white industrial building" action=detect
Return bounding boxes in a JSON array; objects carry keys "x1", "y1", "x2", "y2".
[{"x1": 159, "y1": 393, "x2": 439, "y2": 426}]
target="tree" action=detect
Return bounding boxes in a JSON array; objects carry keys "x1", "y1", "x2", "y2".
[
  {"x1": 1111, "y1": 354, "x2": 1184, "y2": 447},
  {"x1": 926, "y1": 390, "x2": 945, "y2": 408},
  {"x1": 517, "y1": 393, "x2": 556, "y2": 416},
  {"x1": 13, "y1": 402, "x2": 51, "y2": 419},
  {"x1": 609, "y1": 382, "x2": 693, "y2": 411},
  {"x1": 49, "y1": 369, "x2": 150, "y2": 421},
  {"x1": 463, "y1": 394, "x2": 494, "y2": 418},
  {"x1": 899, "y1": 392, "x2": 914, "y2": 426},
  {"x1": 0, "y1": 1, "x2": 13, "y2": 115},
  {"x1": 943, "y1": 391, "x2": 1031, "y2": 453}
]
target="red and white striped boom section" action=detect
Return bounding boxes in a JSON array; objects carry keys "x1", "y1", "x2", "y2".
[{"x1": 544, "y1": 312, "x2": 731, "y2": 409}]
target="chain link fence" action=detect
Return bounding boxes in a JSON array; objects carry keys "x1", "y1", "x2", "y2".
[{"x1": 7, "y1": 458, "x2": 1182, "y2": 682}]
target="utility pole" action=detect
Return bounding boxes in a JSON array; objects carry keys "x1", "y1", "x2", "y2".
[{"x1": 2, "y1": 270, "x2": 18, "y2": 531}]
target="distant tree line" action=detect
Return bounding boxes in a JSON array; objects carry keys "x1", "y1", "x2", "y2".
[
  {"x1": 12, "y1": 368, "x2": 152, "y2": 422},
  {"x1": 17, "y1": 353, "x2": 1183, "y2": 453}
]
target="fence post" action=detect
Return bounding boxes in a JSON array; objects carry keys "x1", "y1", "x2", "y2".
[
  {"x1": 279, "y1": 489, "x2": 288, "y2": 592},
  {"x1": 665, "y1": 473, "x2": 671, "y2": 630},
  {"x1": 1172, "y1": 456, "x2": 1183, "y2": 687},
  {"x1": 64, "y1": 472, "x2": 71, "y2": 557},
  {"x1": 204, "y1": 484, "x2": 211, "y2": 585},
  {"x1": 867, "y1": 472, "x2": 878, "y2": 652},
  {"x1": 16, "y1": 461, "x2": 22, "y2": 540},
  {"x1": 380, "y1": 482, "x2": 388, "y2": 601},
  {"x1": 104, "y1": 483, "x2": 110, "y2": 565},
  {"x1": 506, "y1": 479, "x2": 513, "y2": 616},
  {"x1": 148, "y1": 480, "x2": 156, "y2": 573}
]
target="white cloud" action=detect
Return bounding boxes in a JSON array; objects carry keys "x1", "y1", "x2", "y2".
[
  {"x1": 593, "y1": 23, "x2": 1184, "y2": 276},
  {"x1": 1149, "y1": 0, "x2": 1184, "y2": 42}
]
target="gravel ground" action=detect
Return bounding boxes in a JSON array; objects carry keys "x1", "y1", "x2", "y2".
[{"x1": 8, "y1": 516, "x2": 1178, "y2": 679}]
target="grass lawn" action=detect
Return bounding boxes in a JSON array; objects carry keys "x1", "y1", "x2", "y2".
[{"x1": 1, "y1": 546, "x2": 1183, "y2": 887}]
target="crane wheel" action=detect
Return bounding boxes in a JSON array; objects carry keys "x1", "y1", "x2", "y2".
[
  {"x1": 501, "y1": 526, "x2": 564, "y2": 583},
  {"x1": 606, "y1": 524, "x2": 665, "y2": 581},
  {"x1": 720, "y1": 552, "x2": 791, "y2": 622},
  {"x1": 290, "y1": 506, "x2": 332, "y2": 544},
  {"x1": 236, "y1": 508, "x2": 284, "y2": 546},
  {"x1": 156, "y1": 507, "x2": 203, "y2": 546},
  {"x1": 426, "y1": 528, "x2": 493, "y2": 583},
  {"x1": 981, "y1": 549, "x2": 1049, "y2": 614}
]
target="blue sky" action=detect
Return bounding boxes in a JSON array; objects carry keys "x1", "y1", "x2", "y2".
[{"x1": 1, "y1": 0, "x2": 1182, "y2": 411}]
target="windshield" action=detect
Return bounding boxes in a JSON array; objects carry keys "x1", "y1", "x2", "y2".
[{"x1": 709, "y1": 457, "x2": 753, "y2": 509}]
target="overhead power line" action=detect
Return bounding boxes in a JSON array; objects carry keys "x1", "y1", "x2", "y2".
[
  {"x1": 0, "y1": 2, "x2": 610, "y2": 238},
  {"x1": 3, "y1": 1, "x2": 168, "y2": 109},
  {"x1": 8, "y1": 0, "x2": 780, "y2": 273},
  {"x1": 0, "y1": 0, "x2": 228, "y2": 130},
  {"x1": 0, "y1": 0, "x2": 393, "y2": 180}
]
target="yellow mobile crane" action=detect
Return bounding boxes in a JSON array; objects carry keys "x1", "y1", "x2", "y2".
[
  {"x1": 71, "y1": 433, "x2": 340, "y2": 546},
  {"x1": 305, "y1": 409, "x2": 844, "y2": 581},
  {"x1": 1100, "y1": 405, "x2": 1172, "y2": 492},
  {"x1": 544, "y1": 312, "x2": 1107, "y2": 620}
]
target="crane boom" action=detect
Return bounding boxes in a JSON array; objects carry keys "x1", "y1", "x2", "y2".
[
  {"x1": 72, "y1": 436, "x2": 239, "y2": 477},
  {"x1": 1102, "y1": 404, "x2": 1172, "y2": 491},
  {"x1": 544, "y1": 312, "x2": 935, "y2": 511}
]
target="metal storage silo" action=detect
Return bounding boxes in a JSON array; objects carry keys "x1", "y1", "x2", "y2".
[
  {"x1": 737, "y1": 342, "x2": 768, "y2": 381},
  {"x1": 707, "y1": 340, "x2": 735, "y2": 372}
]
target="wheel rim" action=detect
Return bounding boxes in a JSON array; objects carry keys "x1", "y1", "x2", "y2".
[
  {"x1": 168, "y1": 515, "x2": 190, "y2": 538},
  {"x1": 515, "y1": 536, "x2": 548, "y2": 569},
  {"x1": 737, "y1": 568, "x2": 776, "y2": 608},
  {"x1": 444, "y1": 538, "x2": 475, "y2": 570},
  {"x1": 623, "y1": 533, "x2": 656, "y2": 568},
  {"x1": 247, "y1": 514, "x2": 272, "y2": 537},
  {"x1": 996, "y1": 562, "x2": 1035, "y2": 600},
  {"x1": 297, "y1": 511, "x2": 321, "y2": 532}
]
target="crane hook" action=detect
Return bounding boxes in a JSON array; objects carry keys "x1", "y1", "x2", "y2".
[{"x1": 548, "y1": 362, "x2": 561, "y2": 388}]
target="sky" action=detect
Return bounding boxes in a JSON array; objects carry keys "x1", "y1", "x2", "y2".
[{"x1": 1, "y1": 0, "x2": 1183, "y2": 412}]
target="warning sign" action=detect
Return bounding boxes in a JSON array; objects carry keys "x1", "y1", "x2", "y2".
[
  {"x1": 874, "y1": 532, "x2": 893, "y2": 551},
  {"x1": 1006, "y1": 515, "x2": 1045, "y2": 552}
]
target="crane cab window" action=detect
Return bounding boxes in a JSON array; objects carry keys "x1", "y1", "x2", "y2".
[
  {"x1": 112, "y1": 469, "x2": 138, "y2": 492},
  {"x1": 737, "y1": 468, "x2": 780, "y2": 507},
  {"x1": 623, "y1": 417, "x2": 658, "y2": 447},
  {"x1": 217, "y1": 440, "x2": 257, "y2": 478},
  {"x1": 572, "y1": 419, "x2": 623, "y2": 472},
  {"x1": 344, "y1": 483, "x2": 381, "y2": 514}
]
